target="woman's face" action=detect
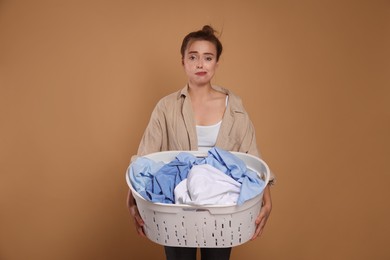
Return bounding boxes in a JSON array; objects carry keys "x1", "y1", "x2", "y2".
[{"x1": 183, "y1": 40, "x2": 218, "y2": 87}]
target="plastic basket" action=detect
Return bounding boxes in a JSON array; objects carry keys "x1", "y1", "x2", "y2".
[{"x1": 126, "y1": 150, "x2": 270, "y2": 248}]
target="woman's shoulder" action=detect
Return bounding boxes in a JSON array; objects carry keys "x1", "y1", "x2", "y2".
[
  {"x1": 158, "y1": 90, "x2": 180, "y2": 102},
  {"x1": 213, "y1": 85, "x2": 246, "y2": 111},
  {"x1": 212, "y1": 85, "x2": 241, "y2": 100},
  {"x1": 153, "y1": 88, "x2": 184, "y2": 111}
]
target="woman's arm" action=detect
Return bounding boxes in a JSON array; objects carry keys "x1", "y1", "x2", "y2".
[
  {"x1": 127, "y1": 190, "x2": 146, "y2": 237},
  {"x1": 251, "y1": 185, "x2": 272, "y2": 240},
  {"x1": 136, "y1": 101, "x2": 164, "y2": 157},
  {"x1": 127, "y1": 102, "x2": 166, "y2": 236}
]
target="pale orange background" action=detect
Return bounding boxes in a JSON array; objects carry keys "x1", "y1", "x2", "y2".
[{"x1": 1, "y1": 1, "x2": 389, "y2": 260}]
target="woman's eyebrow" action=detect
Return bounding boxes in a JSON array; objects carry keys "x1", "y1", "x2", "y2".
[{"x1": 188, "y1": 51, "x2": 215, "y2": 56}]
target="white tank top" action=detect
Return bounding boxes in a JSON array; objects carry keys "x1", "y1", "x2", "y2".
[{"x1": 196, "y1": 95, "x2": 228, "y2": 152}]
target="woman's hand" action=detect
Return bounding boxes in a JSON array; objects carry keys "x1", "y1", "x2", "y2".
[
  {"x1": 127, "y1": 190, "x2": 146, "y2": 237},
  {"x1": 251, "y1": 185, "x2": 272, "y2": 240}
]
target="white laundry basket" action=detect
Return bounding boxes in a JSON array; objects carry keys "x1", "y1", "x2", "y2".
[{"x1": 126, "y1": 151, "x2": 270, "y2": 248}]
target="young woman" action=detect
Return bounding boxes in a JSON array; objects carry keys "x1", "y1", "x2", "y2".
[{"x1": 127, "y1": 25, "x2": 275, "y2": 260}]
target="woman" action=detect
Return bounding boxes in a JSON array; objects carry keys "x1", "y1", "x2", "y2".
[{"x1": 127, "y1": 25, "x2": 274, "y2": 260}]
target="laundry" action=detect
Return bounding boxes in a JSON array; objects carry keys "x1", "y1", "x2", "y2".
[
  {"x1": 128, "y1": 147, "x2": 266, "y2": 205},
  {"x1": 128, "y1": 157, "x2": 165, "y2": 202},
  {"x1": 175, "y1": 164, "x2": 241, "y2": 205}
]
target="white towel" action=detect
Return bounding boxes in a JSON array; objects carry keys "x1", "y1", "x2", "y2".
[{"x1": 174, "y1": 164, "x2": 241, "y2": 205}]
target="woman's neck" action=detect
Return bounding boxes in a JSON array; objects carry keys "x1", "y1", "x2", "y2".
[{"x1": 187, "y1": 83, "x2": 213, "y2": 100}]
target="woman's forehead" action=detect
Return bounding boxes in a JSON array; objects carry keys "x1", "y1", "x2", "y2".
[{"x1": 186, "y1": 40, "x2": 217, "y2": 54}]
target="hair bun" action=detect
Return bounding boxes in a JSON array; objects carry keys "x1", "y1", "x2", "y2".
[{"x1": 202, "y1": 25, "x2": 216, "y2": 36}]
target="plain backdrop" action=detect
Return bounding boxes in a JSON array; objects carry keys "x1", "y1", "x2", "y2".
[{"x1": 0, "y1": 1, "x2": 389, "y2": 259}]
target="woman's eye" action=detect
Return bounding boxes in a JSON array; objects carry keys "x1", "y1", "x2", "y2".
[
  {"x1": 205, "y1": 57, "x2": 213, "y2": 61},
  {"x1": 189, "y1": 55, "x2": 196, "y2": 60}
]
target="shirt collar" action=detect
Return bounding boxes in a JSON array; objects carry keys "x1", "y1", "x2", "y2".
[{"x1": 179, "y1": 84, "x2": 229, "y2": 98}]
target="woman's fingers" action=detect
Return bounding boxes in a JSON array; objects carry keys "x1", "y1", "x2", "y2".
[
  {"x1": 251, "y1": 192, "x2": 272, "y2": 240},
  {"x1": 130, "y1": 205, "x2": 146, "y2": 237},
  {"x1": 252, "y1": 213, "x2": 267, "y2": 239}
]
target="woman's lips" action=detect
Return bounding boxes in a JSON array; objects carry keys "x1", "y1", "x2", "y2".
[{"x1": 195, "y1": 72, "x2": 207, "y2": 76}]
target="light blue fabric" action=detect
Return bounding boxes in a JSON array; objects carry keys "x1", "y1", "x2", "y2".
[
  {"x1": 146, "y1": 159, "x2": 192, "y2": 203},
  {"x1": 128, "y1": 147, "x2": 265, "y2": 205},
  {"x1": 129, "y1": 157, "x2": 165, "y2": 201},
  {"x1": 205, "y1": 148, "x2": 265, "y2": 205}
]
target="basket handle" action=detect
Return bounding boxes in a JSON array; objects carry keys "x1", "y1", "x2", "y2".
[{"x1": 182, "y1": 208, "x2": 210, "y2": 212}]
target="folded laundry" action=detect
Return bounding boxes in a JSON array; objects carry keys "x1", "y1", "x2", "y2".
[{"x1": 128, "y1": 147, "x2": 266, "y2": 205}]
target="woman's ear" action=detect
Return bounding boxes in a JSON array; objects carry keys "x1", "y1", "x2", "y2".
[{"x1": 181, "y1": 58, "x2": 184, "y2": 66}]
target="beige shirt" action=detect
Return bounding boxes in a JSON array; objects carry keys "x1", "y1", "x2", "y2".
[{"x1": 135, "y1": 85, "x2": 275, "y2": 182}]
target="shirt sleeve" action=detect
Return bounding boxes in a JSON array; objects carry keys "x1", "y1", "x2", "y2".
[
  {"x1": 132, "y1": 101, "x2": 165, "y2": 161},
  {"x1": 240, "y1": 117, "x2": 276, "y2": 185}
]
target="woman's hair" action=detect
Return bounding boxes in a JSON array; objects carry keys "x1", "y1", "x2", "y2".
[{"x1": 180, "y1": 25, "x2": 223, "y2": 61}]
